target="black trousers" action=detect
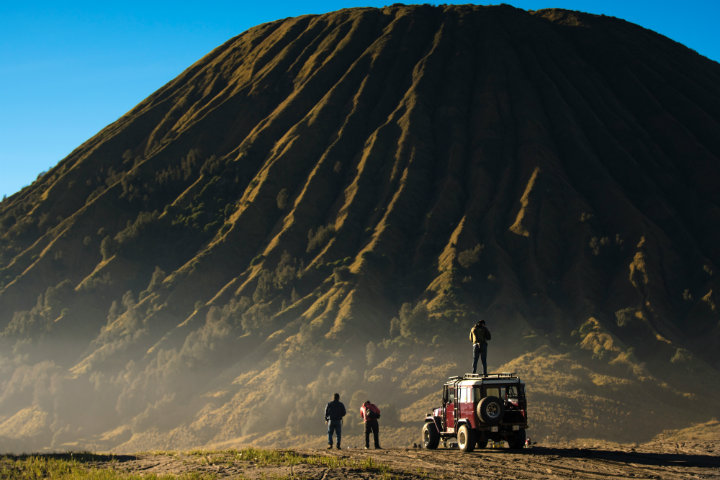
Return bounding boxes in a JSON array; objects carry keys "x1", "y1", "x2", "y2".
[
  {"x1": 473, "y1": 342, "x2": 487, "y2": 375},
  {"x1": 364, "y1": 419, "x2": 380, "y2": 448}
]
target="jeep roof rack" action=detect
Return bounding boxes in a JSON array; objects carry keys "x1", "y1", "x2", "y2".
[
  {"x1": 478, "y1": 372, "x2": 517, "y2": 379},
  {"x1": 447, "y1": 372, "x2": 518, "y2": 382}
]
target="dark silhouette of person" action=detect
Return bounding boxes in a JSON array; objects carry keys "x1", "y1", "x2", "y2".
[
  {"x1": 324, "y1": 392, "x2": 346, "y2": 449},
  {"x1": 360, "y1": 400, "x2": 381, "y2": 449},
  {"x1": 469, "y1": 319, "x2": 491, "y2": 375}
]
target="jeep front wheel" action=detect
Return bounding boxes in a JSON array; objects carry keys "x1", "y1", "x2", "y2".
[
  {"x1": 457, "y1": 424, "x2": 475, "y2": 452},
  {"x1": 422, "y1": 422, "x2": 440, "y2": 449},
  {"x1": 477, "y1": 396, "x2": 504, "y2": 425}
]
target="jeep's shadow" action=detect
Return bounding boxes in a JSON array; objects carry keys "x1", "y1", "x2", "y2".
[{"x1": 508, "y1": 446, "x2": 720, "y2": 469}]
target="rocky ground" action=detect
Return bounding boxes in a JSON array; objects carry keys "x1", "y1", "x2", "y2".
[
  {"x1": 85, "y1": 446, "x2": 720, "y2": 479},
  {"x1": 70, "y1": 422, "x2": 720, "y2": 479},
  {"x1": 4, "y1": 421, "x2": 718, "y2": 479}
]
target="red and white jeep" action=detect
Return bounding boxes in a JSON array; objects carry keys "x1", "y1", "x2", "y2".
[{"x1": 422, "y1": 373, "x2": 528, "y2": 452}]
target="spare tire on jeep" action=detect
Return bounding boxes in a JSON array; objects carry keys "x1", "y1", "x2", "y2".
[{"x1": 476, "y1": 396, "x2": 504, "y2": 425}]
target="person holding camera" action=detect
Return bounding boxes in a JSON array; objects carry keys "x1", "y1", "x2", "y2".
[{"x1": 469, "y1": 319, "x2": 491, "y2": 375}]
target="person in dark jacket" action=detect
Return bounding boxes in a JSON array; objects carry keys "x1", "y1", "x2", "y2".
[
  {"x1": 324, "y1": 393, "x2": 346, "y2": 449},
  {"x1": 360, "y1": 400, "x2": 381, "y2": 449},
  {"x1": 469, "y1": 319, "x2": 491, "y2": 375}
]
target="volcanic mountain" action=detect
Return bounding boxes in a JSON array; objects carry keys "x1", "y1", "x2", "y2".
[{"x1": 1, "y1": 4, "x2": 719, "y2": 451}]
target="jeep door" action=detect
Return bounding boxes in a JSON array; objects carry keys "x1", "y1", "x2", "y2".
[
  {"x1": 443, "y1": 385, "x2": 455, "y2": 433},
  {"x1": 458, "y1": 386, "x2": 476, "y2": 428}
]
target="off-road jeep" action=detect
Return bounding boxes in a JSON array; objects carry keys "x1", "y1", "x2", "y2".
[{"x1": 422, "y1": 373, "x2": 528, "y2": 452}]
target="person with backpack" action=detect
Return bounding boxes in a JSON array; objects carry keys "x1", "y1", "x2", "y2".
[
  {"x1": 324, "y1": 393, "x2": 346, "y2": 449},
  {"x1": 469, "y1": 319, "x2": 491, "y2": 375},
  {"x1": 360, "y1": 400, "x2": 381, "y2": 449}
]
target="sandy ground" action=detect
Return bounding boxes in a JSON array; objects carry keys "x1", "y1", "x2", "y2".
[{"x1": 78, "y1": 439, "x2": 720, "y2": 479}]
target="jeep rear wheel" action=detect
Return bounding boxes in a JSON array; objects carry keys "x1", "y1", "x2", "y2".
[
  {"x1": 477, "y1": 396, "x2": 504, "y2": 425},
  {"x1": 508, "y1": 428, "x2": 526, "y2": 449},
  {"x1": 457, "y1": 424, "x2": 475, "y2": 452},
  {"x1": 422, "y1": 422, "x2": 440, "y2": 449}
]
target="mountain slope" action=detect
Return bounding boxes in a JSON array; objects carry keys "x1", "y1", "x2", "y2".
[{"x1": 1, "y1": 4, "x2": 719, "y2": 451}]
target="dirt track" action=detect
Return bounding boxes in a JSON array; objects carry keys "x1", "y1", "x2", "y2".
[{"x1": 83, "y1": 442, "x2": 720, "y2": 479}]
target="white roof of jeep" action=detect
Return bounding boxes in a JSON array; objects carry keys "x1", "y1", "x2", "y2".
[{"x1": 447, "y1": 373, "x2": 524, "y2": 386}]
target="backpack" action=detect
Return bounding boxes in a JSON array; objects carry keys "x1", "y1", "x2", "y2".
[{"x1": 366, "y1": 405, "x2": 380, "y2": 420}]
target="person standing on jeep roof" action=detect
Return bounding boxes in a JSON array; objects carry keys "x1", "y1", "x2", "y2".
[
  {"x1": 469, "y1": 319, "x2": 491, "y2": 375},
  {"x1": 325, "y1": 393, "x2": 346, "y2": 449},
  {"x1": 360, "y1": 400, "x2": 382, "y2": 449}
]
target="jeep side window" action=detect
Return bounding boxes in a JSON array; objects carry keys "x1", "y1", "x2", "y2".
[
  {"x1": 443, "y1": 386, "x2": 448, "y2": 403},
  {"x1": 448, "y1": 387, "x2": 455, "y2": 404}
]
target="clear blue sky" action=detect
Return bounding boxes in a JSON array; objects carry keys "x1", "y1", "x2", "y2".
[{"x1": 1, "y1": 1, "x2": 718, "y2": 199}]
